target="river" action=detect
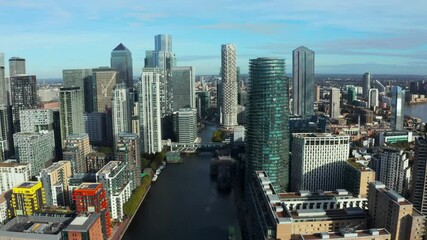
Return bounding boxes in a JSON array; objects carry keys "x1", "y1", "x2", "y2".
[
  {"x1": 123, "y1": 124, "x2": 239, "y2": 240},
  {"x1": 405, "y1": 103, "x2": 427, "y2": 122}
]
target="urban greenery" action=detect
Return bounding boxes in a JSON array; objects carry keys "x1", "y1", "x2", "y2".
[
  {"x1": 123, "y1": 176, "x2": 151, "y2": 217},
  {"x1": 141, "y1": 150, "x2": 166, "y2": 170},
  {"x1": 212, "y1": 130, "x2": 225, "y2": 142}
]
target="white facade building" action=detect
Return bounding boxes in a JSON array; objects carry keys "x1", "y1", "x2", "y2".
[
  {"x1": 368, "y1": 88, "x2": 379, "y2": 109},
  {"x1": 13, "y1": 131, "x2": 55, "y2": 177},
  {"x1": 220, "y1": 44, "x2": 238, "y2": 129},
  {"x1": 0, "y1": 162, "x2": 30, "y2": 194},
  {"x1": 96, "y1": 161, "x2": 131, "y2": 221},
  {"x1": 139, "y1": 70, "x2": 162, "y2": 153},
  {"x1": 173, "y1": 108, "x2": 197, "y2": 144},
  {"x1": 329, "y1": 88, "x2": 340, "y2": 119},
  {"x1": 112, "y1": 83, "x2": 132, "y2": 144},
  {"x1": 291, "y1": 133, "x2": 350, "y2": 192},
  {"x1": 19, "y1": 109, "x2": 53, "y2": 133}
]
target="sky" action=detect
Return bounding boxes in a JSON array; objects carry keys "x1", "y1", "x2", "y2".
[{"x1": 0, "y1": 0, "x2": 427, "y2": 78}]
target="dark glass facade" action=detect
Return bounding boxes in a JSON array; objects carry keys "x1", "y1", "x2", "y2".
[{"x1": 246, "y1": 58, "x2": 290, "y2": 191}]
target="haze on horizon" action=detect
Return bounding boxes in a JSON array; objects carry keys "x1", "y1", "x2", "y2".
[{"x1": 1, "y1": 0, "x2": 426, "y2": 78}]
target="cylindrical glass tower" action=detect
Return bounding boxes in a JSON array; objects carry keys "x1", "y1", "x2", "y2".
[{"x1": 246, "y1": 58, "x2": 290, "y2": 191}]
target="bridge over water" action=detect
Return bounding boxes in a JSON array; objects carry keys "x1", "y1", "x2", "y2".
[{"x1": 166, "y1": 142, "x2": 227, "y2": 152}]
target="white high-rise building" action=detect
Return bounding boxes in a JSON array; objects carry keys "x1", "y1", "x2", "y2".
[
  {"x1": 290, "y1": 133, "x2": 350, "y2": 192},
  {"x1": 139, "y1": 70, "x2": 162, "y2": 153},
  {"x1": 8, "y1": 57, "x2": 26, "y2": 77},
  {"x1": 220, "y1": 44, "x2": 238, "y2": 129},
  {"x1": 391, "y1": 86, "x2": 404, "y2": 131},
  {"x1": 13, "y1": 131, "x2": 55, "y2": 177},
  {"x1": 112, "y1": 83, "x2": 132, "y2": 144},
  {"x1": 19, "y1": 109, "x2": 53, "y2": 133},
  {"x1": 363, "y1": 72, "x2": 371, "y2": 99},
  {"x1": 173, "y1": 108, "x2": 197, "y2": 144},
  {"x1": 96, "y1": 161, "x2": 131, "y2": 221},
  {"x1": 0, "y1": 162, "x2": 30, "y2": 194},
  {"x1": 372, "y1": 148, "x2": 409, "y2": 195},
  {"x1": 329, "y1": 88, "x2": 340, "y2": 119},
  {"x1": 292, "y1": 46, "x2": 315, "y2": 118},
  {"x1": 368, "y1": 88, "x2": 379, "y2": 108}
]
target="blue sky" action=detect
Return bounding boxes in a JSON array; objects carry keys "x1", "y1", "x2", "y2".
[{"x1": 1, "y1": 0, "x2": 427, "y2": 78}]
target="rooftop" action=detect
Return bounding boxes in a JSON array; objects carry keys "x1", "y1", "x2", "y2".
[
  {"x1": 112, "y1": 43, "x2": 129, "y2": 51},
  {"x1": 76, "y1": 182, "x2": 101, "y2": 190},
  {"x1": 16, "y1": 181, "x2": 39, "y2": 189},
  {"x1": 64, "y1": 213, "x2": 100, "y2": 232},
  {"x1": 0, "y1": 162, "x2": 29, "y2": 168},
  {"x1": 301, "y1": 228, "x2": 390, "y2": 239}
]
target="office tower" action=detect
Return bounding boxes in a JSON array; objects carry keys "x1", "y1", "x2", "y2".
[
  {"x1": 195, "y1": 91, "x2": 210, "y2": 120},
  {"x1": 38, "y1": 161, "x2": 72, "y2": 207},
  {"x1": 62, "y1": 69, "x2": 93, "y2": 113},
  {"x1": 369, "y1": 88, "x2": 379, "y2": 108},
  {"x1": 290, "y1": 133, "x2": 350, "y2": 191},
  {"x1": 63, "y1": 134, "x2": 91, "y2": 174},
  {"x1": 19, "y1": 109, "x2": 53, "y2": 133},
  {"x1": 111, "y1": 43, "x2": 133, "y2": 88},
  {"x1": 329, "y1": 87, "x2": 340, "y2": 119},
  {"x1": 0, "y1": 105, "x2": 13, "y2": 161},
  {"x1": 344, "y1": 159, "x2": 376, "y2": 198},
  {"x1": 8, "y1": 57, "x2": 26, "y2": 77},
  {"x1": 411, "y1": 137, "x2": 427, "y2": 215},
  {"x1": 220, "y1": 44, "x2": 238, "y2": 129},
  {"x1": 10, "y1": 181, "x2": 45, "y2": 216},
  {"x1": 347, "y1": 85, "x2": 357, "y2": 104},
  {"x1": 145, "y1": 34, "x2": 176, "y2": 117},
  {"x1": 0, "y1": 162, "x2": 30, "y2": 194},
  {"x1": 363, "y1": 72, "x2": 371, "y2": 99},
  {"x1": 314, "y1": 84, "x2": 321, "y2": 102},
  {"x1": 96, "y1": 161, "x2": 131, "y2": 221},
  {"x1": 73, "y1": 183, "x2": 112, "y2": 239},
  {"x1": 139, "y1": 70, "x2": 162, "y2": 153},
  {"x1": 62, "y1": 213, "x2": 104, "y2": 240},
  {"x1": 368, "y1": 182, "x2": 425, "y2": 240},
  {"x1": 0, "y1": 53, "x2": 5, "y2": 106},
  {"x1": 92, "y1": 67, "x2": 117, "y2": 113},
  {"x1": 391, "y1": 86, "x2": 404, "y2": 131},
  {"x1": 292, "y1": 46, "x2": 315, "y2": 118},
  {"x1": 13, "y1": 131, "x2": 55, "y2": 177},
  {"x1": 112, "y1": 83, "x2": 132, "y2": 144},
  {"x1": 59, "y1": 87, "x2": 85, "y2": 142},
  {"x1": 52, "y1": 109, "x2": 63, "y2": 159},
  {"x1": 171, "y1": 66, "x2": 195, "y2": 111},
  {"x1": 246, "y1": 58, "x2": 290, "y2": 191},
  {"x1": 372, "y1": 148, "x2": 409, "y2": 195},
  {"x1": 172, "y1": 108, "x2": 197, "y2": 143},
  {"x1": 84, "y1": 112, "x2": 110, "y2": 146},
  {"x1": 10, "y1": 75, "x2": 37, "y2": 132},
  {"x1": 116, "y1": 133, "x2": 141, "y2": 190}
]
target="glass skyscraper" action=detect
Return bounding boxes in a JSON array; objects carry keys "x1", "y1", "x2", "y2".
[
  {"x1": 246, "y1": 58, "x2": 290, "y2": 191},
  {"x1": 391, "y1": 86, "x2": 404, "y2": 131},
  {"x1": 111, "y1": 43, "x2": 133, "y2": 88},
  {"x1": 292, "y1": 46, "x2": 314, "y2": 118}
]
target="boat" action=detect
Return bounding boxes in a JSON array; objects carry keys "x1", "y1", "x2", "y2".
[
  {"x1": 152, "y1": 174, "x2": 158, "y2": 182},
  {"x1": 156, "y1": 169, "x2": 161, "y2": 175}
]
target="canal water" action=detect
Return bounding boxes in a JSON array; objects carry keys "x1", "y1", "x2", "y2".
[
  {"x1": 405, "y1": 103, "x2": 427, "y2": 122},
  {"x1": 123, "y1": 125, "x2": 239, "y2": 240}
]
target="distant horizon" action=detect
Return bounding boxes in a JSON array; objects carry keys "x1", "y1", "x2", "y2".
[{"x1": 1, "y1": 1, "x2": 426, "y2": 78}]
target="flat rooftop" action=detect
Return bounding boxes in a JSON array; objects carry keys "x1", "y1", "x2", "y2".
[
  {"x1": 0, "y1": 162, "x2": 29, "y2": 168},
  {"x1": 301, "y1": 228, "x2": 390, "y2": 239},
  {"x1": 76, "y1": 183, "x2": 101, "y2": 190},
  {"x1": 16, "y1": 181, "x2": 38, "y2": 189},
  {"x1": 64, "y1": 213, "x2": 100, "y2": 232}
]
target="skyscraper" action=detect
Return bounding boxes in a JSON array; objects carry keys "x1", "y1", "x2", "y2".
[
  {"x1": 112, "y1": 83, "x2": 132, "y2": 144},
  {"x1": 220, "y1": 44, "x2": 238, "y2": 129},
  {"x1": 111, "y1": 43, "x2": 133, "y2": 88},
  {"x1": 139, "y1": 70, "x2": 162, "y2": 154},
  {"x1": 362, "y1": 72, "x2": 371, "y2": 99},
  {"x1": 8, "y1": 57, "x2": 26, "y2": 77},
  {"x1": 329, "y1": 87, "x2": 340, "y2": 119},
  {"x1": 59, "y1": 87, "x2": 85, "y2": 142},
  {"x1": 144, "y1": 34, "x2": 176, "y2": 117},
  {"x1": 13, "y1": 131, "x2": 55, "y2": 177},
  {"x1": 92, "y1": 67, "x2": 117, "y2": 113},
  {"x1": 63, "y1": 133, "x2": 91, "y2": 174},
  {"x1": 62, "y1": 69, "x2": 93, "y2": 113},
  {"x1": 246, "y1": 58, "x2": 290, "y2": 191},
  {"x1": 369, "y1": 88, "x2": 379, "y2": 108},
  {"x1": 10, "y1": 75, "x2": 37, "y2": 132},
  {"x1": 347, "y1": 85, "x2": 357, "y2": 104},
  {"x1": 0, "y1": 106, "x2": 13, "y2": 161},
  {"x1": 19, "y1": 109, "x2": 53, "y2": 133},
  {"x1": 292, "y1": 46, "x2": 315, "y2": 118},
  {"x1": 391, "y1": 86, "x2": 404, "y2": 131},
  {"x1": 115, "y1": 133, "x2": 141, "y2": 190},
  {"x1": 411, "y1": 136, "x2": 427, "y2": 215},
  {"x1": 171, "y1": 66, "x2": 195, "y2": 111},
  {"x1": 290, "y1": 133, "x2": 350, "y2": 192},
  {"x1": 0, "y1": 53, "x2": 6, "y2": 106}
]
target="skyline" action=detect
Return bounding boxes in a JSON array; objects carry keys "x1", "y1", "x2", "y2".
[{"x1": 1, "y1": 0, "x2": 427, "y2": 78}]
